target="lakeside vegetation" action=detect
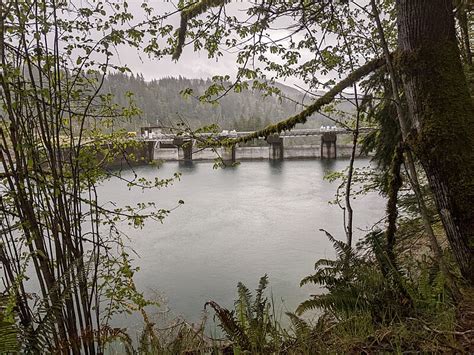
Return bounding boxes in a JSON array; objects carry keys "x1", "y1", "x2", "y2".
[{"x1": 0, "y1": 0, "x2": 473, "y2": 353}]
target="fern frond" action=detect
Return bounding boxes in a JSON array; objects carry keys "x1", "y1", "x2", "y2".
[
  {"x1": 205, "y1": 300, "x2": 251, "y2": 350},
  {"x1": 0, "y1": 320, "x2": 19, "y2": 353},
  {"x1": 297, "y1": 289, "x2": 365, "y2": 316},
  {"x1": 314, "y1": 258, "x2": 339, "y2": 269},
  {"x1": 300, "y1": 268, "x2": 340, "y2": 288},
  {"x1": 319, "y1": 229, "x2": 353, "y2": 260},
  {"x1": 253, "y1": 274, "x2": 269, "y2": 323},
  {"x1": 255, "y1": 275, "x2": 269, "y2": 304},
  {"x1": 286, "y1": 312, "x2": 310, "y2": 338},
  {"x1": 0, "y1": 293, "x2": 19, "y2": 353},
  {"x1": 296, "y1": 299, "x2": 322, "y2": 315},
  {"x1": 236, "y1": 281, "x2": 252, "y2": 329}
]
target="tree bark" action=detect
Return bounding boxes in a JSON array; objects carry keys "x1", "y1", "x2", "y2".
[
  {"x1": 456, "y1": 3, "x2": 473, "y2": 66},
  {"x1": 397, "y1": 0, "x2": 474, "y2": 283}
]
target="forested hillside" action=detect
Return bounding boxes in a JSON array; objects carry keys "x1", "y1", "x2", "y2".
[{"x1": 102, "y1": 73, "x2": 346, "y2": 131}]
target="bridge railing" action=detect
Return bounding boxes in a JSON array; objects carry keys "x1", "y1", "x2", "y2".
[{"x1": 136, "y1": 127, "x2": 375, "y2": 141}]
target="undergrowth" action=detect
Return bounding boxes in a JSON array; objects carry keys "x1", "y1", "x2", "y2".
[{"x1": 206, "y1": 231, "x2": 468, "y2": 353}]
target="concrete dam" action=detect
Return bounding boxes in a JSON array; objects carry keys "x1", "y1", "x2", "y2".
[{"x1": 136, "y1": 127, "x2": 371, "y2": 163}]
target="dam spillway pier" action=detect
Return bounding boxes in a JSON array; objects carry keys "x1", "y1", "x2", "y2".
[
  {"x1": 221, "y1": 144, "x2": 237, "y2": 163},
  {"x1": 172, "y1": 137, "x2": 193, "y2": 161},
  {"x1": 266, "y1": 134, "x2": 284, "y2": 161},
  {"x1": 321, "y1": 132, "x2": 337, "y2": 159}
]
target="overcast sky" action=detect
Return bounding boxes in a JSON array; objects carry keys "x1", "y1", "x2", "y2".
[
  {"x1": 108, "y1": 1, "x2": 244, "y2": 79},
  {"x1": 65, "y1": 0, "x2": 367, "y2": 97},
  {"x1": 102, "y1": 0, "x2": 312, "y2": 88}
]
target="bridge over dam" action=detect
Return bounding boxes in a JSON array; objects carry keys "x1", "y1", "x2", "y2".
[{"x1": 135, "y1": 127, "x2": 373, "y2": 163}]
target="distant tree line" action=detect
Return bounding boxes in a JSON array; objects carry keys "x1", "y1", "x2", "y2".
[{"x1": 101, "y1": 73, "x2": 344, "y2": 131}]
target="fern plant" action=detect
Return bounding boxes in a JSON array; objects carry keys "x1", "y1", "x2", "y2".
[
  {"x1": 206, "y1": 275, "x2": 286, "y2": 353},
  {"x1": 297, "y1": 232, "x2": 413, "y2": 325}
]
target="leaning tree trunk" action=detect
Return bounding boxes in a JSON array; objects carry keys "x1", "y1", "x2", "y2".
[{"x1": 397, "y1": 0, "x2": 474, "y2": 284}]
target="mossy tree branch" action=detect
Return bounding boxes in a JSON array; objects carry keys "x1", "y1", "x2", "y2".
[
  {"x1": 173, "y1": 0, "x2": 230, "y2": 60},
  {"x1": 385, "y1": 143, "x2": 404, "y2": 264},
  {"x1": 219, "y1": 56, "x2": 385, "y2": 146}
]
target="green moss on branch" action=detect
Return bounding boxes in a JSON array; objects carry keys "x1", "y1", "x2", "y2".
[
  {"x1": 173, "y1": 0, "x2": 229, "y2": 60},
  {"x1": 219, "y1": 57, "x2": 385, "y2": 146}
]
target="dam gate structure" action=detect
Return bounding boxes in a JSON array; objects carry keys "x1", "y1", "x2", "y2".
[
  {"x1": 139, "y1": 127, "x2": 372, "y2": 162},
  {"x1": 320, "y1": 132, "x2": 337, "y2": 159}
]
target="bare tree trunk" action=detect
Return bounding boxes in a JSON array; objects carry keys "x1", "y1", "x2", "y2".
[{"x1": 397, "y1": 0, "x2": 474, "y2": 284}]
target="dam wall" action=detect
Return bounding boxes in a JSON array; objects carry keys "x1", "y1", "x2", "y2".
[{"x1": 152, "y1": 144, "x2": 365, "y2": 162}]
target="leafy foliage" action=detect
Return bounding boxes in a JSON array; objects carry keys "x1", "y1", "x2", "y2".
[{"x1": 0, "y1": 0, "x2": 181, "y2": 352}]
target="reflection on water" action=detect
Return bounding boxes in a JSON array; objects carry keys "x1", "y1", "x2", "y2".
[
  {"x1": 98, "y1": 159, "x2": 384, "y2": 329},
  {"x1": 320, "y1": 158, "x2": 338, "y2": 172},
  {"x1": 177, "y1": 160, "x2": 196, "y2": 170}
]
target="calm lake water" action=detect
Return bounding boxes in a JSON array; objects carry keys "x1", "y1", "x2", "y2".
[{"x1": 98, "y1": 159, "x2": 385, "y2": 330}]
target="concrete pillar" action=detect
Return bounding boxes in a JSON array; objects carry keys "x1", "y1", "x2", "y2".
[
  {"x1": 321, "y1": 133, "x2": 337, "y2": 159},
  {"x1": 147, "y1": 141, "x2": 155, "y2": 162},
  {"x1": 173, "y1": 137, "x2": 193, "y2": 161},
  {"x1": 221, "y1": 144, "x2": 236, "y2": 163},
  {"x1": 266, "y1": 135, "x2": 284, "y2": 160}
]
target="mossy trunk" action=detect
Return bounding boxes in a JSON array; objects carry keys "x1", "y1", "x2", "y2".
[{"x1": 397, "y1": 0, "x2": 474, "y2": 284}]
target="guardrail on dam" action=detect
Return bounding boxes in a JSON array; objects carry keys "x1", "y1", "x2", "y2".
[{"x1": 136, "y1": 127, "x2": 373, "y2": 162}]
